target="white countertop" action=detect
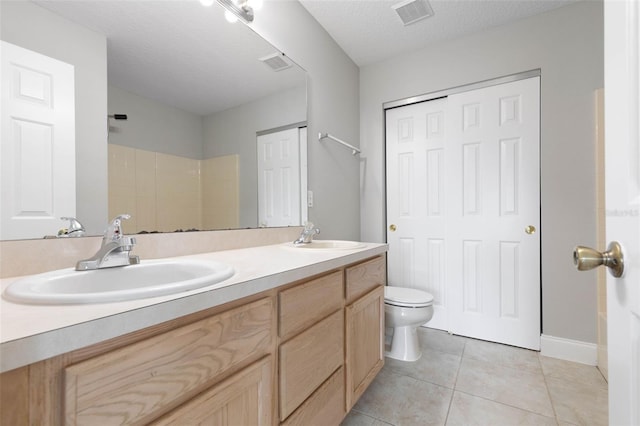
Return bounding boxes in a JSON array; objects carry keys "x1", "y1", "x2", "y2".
[{"x1": 0, "y1": 242, "x2": 387, "y2": 373}]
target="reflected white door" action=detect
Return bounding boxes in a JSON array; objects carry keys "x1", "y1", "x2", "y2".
[
  {"x1": 1, "y1": 41, "x2": 76, "y2": 239},
  {"x1": 386, "y1": 98, "x2": 448, "y2": 330},
  {"x1": 604, "y1": 2, "x2": 640, "y2": 423},
  {"x1": 447, "y1": 77, "x2": 540, "y2": 350},
  {"x1": 257, "y1": 127, "x2": 301, "y2": 227}
]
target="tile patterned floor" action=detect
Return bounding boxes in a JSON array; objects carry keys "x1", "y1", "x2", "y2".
[{"x1": 342, "y1": 328, "x2": 608, "y2": 426}]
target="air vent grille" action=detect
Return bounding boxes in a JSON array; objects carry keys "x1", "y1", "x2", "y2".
[
  {"x1": 392, "y1": 0, "x2": 434, "y2": 26},
  {"x1": 259, "y1": 53, "x2": 292, "y2": 72}
]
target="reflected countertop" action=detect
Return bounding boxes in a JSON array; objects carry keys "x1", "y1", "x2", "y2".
[{"x1": 0, "y1": 241, "x2": 387, "y2": 373}]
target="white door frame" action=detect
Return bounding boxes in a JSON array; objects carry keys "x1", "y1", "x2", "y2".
[{"x1": 603, "y1": 1, "x2": 640, "y2": 423}]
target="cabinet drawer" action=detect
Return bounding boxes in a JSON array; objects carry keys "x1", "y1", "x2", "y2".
[
  {"x1": 279, "y1": 310, "x2": 343, "y2": 421},
  {"x1": 345, "y1": 255, "x2": 386, "y2": 304},
  {"x1": 152, "y1": 356, "x2": 273, "y2": 426},
  {"x1": 281, "y1": 366, "x2": 345, "y2": 426},
  {"x1": 279, "y1": 270, "x2": 343, "y2": 340},
  {"x1": 64, "y1": 297, "x2": 274, "y2": 425}
]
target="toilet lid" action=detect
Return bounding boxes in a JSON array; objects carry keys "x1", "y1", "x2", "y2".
[{"x1": 384, "y1": 286, "x2": 434, "y2": 308}]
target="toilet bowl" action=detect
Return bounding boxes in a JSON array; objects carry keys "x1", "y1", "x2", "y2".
[{"x1": 384, "y1": 286, "x2": 434, "y2": 362}]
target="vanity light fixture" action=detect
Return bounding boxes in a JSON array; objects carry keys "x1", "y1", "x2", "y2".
[{"x1": 216, "y1": 0, "x2": 254, "y2": 23}]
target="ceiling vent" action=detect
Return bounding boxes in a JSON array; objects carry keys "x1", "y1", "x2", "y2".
[
  {"x1": 259, "y1": 53, "x2": 292, "y2": 72},
  {"x1": 392, "y1": 0, "x2": 434, "y2": 26}
]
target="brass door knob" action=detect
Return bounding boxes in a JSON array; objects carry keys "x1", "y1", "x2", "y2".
[
  {"x1": 573, "y1": 241, "x2": 624, "y2": 278},
  {"x1": 389, "y1": 224, "x2": 397, "y2": 232},
  {"x1": 525, "y1": 225, "x2": 536, "y2": 234}
]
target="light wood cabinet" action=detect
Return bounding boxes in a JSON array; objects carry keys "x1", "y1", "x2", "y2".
[
  {"x1": 0, "y1": 254, "x2": 386, "y2": 426},
  {"x1": 279, "y1": 310, "x2": 344, "y2": 421},
  {"x1": 152, "y1": 356, "x2": 273, "y2": 426},
  {"x1": 278, "y1": 270, "x2": 343, "y2": 341},
  {"x1": 64, "y1": 297, "x2": 274, "y2": 425},
  {"x1": 344, "y1": 256, "x2": 386, "y2": 410},
  {"x1": 345, "y1": 255, "x2": 386, "y2": 304},
  {"x1": 345, "y1": 286, "x2": 385, "y2": 410},
  {"x1": 281, "y1": 366, "x2": 345, "y2": 426}
]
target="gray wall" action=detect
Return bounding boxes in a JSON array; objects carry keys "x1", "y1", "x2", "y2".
[
  {"x1": 203, "y1": 85, "x2": 306, "y2": 228},
  {"x1": 1, "y1": 1, "x2": 108, "y2": 236},
  {"x1": 251, "y1": 2, "x2": 361, "y2": 240},
  {"x1": 360, "y1": 1, "x2": 603, "y2": 343},
  {"x1": 108, "y1": 85, "x2": 204, "y2": 159}
]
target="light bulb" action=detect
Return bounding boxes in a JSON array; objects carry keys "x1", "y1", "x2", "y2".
[
  {"x1": 224, "y1": 10, "x2": 238, "y2": 23},
  {"x1": 199, "y1": 0, "x2": 215, "y2": 6}
]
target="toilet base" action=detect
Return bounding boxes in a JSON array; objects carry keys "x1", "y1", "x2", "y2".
[{"x1": 385, "y1": 325, "x2": 422, "y2": 362}]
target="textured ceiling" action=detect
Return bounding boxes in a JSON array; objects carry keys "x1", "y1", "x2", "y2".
[
  {"x1": 299, "y1": 0, "x2": 579, "y2": 66},
  {"x1": 33, "y1": 1, "x2": 306, "y2": 116}
]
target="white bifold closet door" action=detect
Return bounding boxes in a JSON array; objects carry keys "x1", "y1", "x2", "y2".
[
  {"x1": 386, "y1": 76, "x2": 540, "y2": 350},
  {"x1": 386, "y1": 98, "x2": 449, "y2": 331}
]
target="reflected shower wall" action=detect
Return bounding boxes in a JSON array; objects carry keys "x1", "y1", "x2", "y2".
[{"x1": 108, "y1": 144, "x2": 239, "y2": 233}]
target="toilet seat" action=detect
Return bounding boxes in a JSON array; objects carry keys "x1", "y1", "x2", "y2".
[{"x1": 384, "y1": 286, "x2": 434, "y2": 308}]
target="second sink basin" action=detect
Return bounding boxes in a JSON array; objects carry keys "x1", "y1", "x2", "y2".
[{"x1": 2, "y1": 258, "x2": 235, "y2": 305}]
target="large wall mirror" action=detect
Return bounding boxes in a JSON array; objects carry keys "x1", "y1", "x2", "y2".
[{"x1": 0, "y1": 0, "x2": 307, "y2": 240}]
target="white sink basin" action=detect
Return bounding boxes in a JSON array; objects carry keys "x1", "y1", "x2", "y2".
[
  {"x1": 2, "y1": 259, "x2": 234, "y2": 305},
  {"x1": 290, "y1": 240, "x2": 367, "y2": 250}
]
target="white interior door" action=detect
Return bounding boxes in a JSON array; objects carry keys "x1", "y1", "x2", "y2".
[
  {"x1": 386, "y1": 76, "x2": 540, "y2": 349},
  {"x1": 446, "y1": 77, "x2": 540, "y2": 350},
  {"x1": 257, "y1": 127, "x2": 301, "y2": 227},
  {"x1": 604, "y1": 2, "x2": 640, "y2": 423},
  {"x1": 1, "y1": 41, "x2": 76, "y2": 239},
  {"x1": 386, "y1": 98, "x2": 448, "y2": 330}
]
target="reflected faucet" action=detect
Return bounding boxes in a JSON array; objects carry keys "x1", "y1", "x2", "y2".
[
  {"x1": 293, "y1": 222, "x2": 320, "y2": 245},
  {"x1": 57, "y1": 217, "x2": 85, "y2": 238},
  {"x1": 76, "y1": 214, "x2": 140, "y2": 270}
]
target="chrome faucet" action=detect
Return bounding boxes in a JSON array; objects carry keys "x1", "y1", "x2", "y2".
[
  {"x1": 293, "y1": 222, "x2": 320, "y2": 245},
  {"x1": 76, "y1": 214, "x2": 140, "y2": 270},
  {"x1": 57, "y1": 217, "x2": 85, "y2": 238}
]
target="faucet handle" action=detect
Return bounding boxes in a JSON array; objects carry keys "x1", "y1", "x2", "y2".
[{"x1": 104, "y1": 214, "x2": 132, "y2": 241}]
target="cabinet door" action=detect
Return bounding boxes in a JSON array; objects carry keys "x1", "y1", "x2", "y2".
[
  {"x1": 152, "y1": 356, "x2": 273, "y2": 426},
  {"x1": 345, "y1": 286, "x2": 384, "y2": 410}
]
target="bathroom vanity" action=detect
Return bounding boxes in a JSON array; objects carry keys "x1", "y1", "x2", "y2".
[{"x1": 0, "y1": 242, "x2": 386, "y2": 425}]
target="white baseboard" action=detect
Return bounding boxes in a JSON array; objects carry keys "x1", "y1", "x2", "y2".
[{"x1": 540, "y1": 334, "x2": 598, "y2": 366}]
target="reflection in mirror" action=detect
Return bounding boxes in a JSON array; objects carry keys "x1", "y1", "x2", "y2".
[{"x1": 0, "y1": 0, "x2": 307, "y2": 240}]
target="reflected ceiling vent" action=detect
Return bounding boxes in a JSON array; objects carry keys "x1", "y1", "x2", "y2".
[
  {"x1": 392, "y1": 0, "x2": 434, "y2": 26},
  {"x1": 259, "y1": 53, "x2": 292, "y2": 72}
]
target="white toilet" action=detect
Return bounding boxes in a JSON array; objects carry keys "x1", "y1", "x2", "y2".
[{"x1": 384, "y1": 286, "x2": 434, "y2": 362}]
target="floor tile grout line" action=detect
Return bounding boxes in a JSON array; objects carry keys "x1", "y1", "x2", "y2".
[
  {"x1": 443, "y1": 336, "x2": 466, "y2": 424},
  {"x1": 452, "y1": 388, "x2": 560, "y2": 422},
  {"x1": 348, "y1": 408, "x2": 391, "y2": 426},
  {"x1": 538, "y1": 355, "x2": 610, "y2": 391},
  {"x1": 537, "y1": 352, "x2": 561, "y2": 424}
]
